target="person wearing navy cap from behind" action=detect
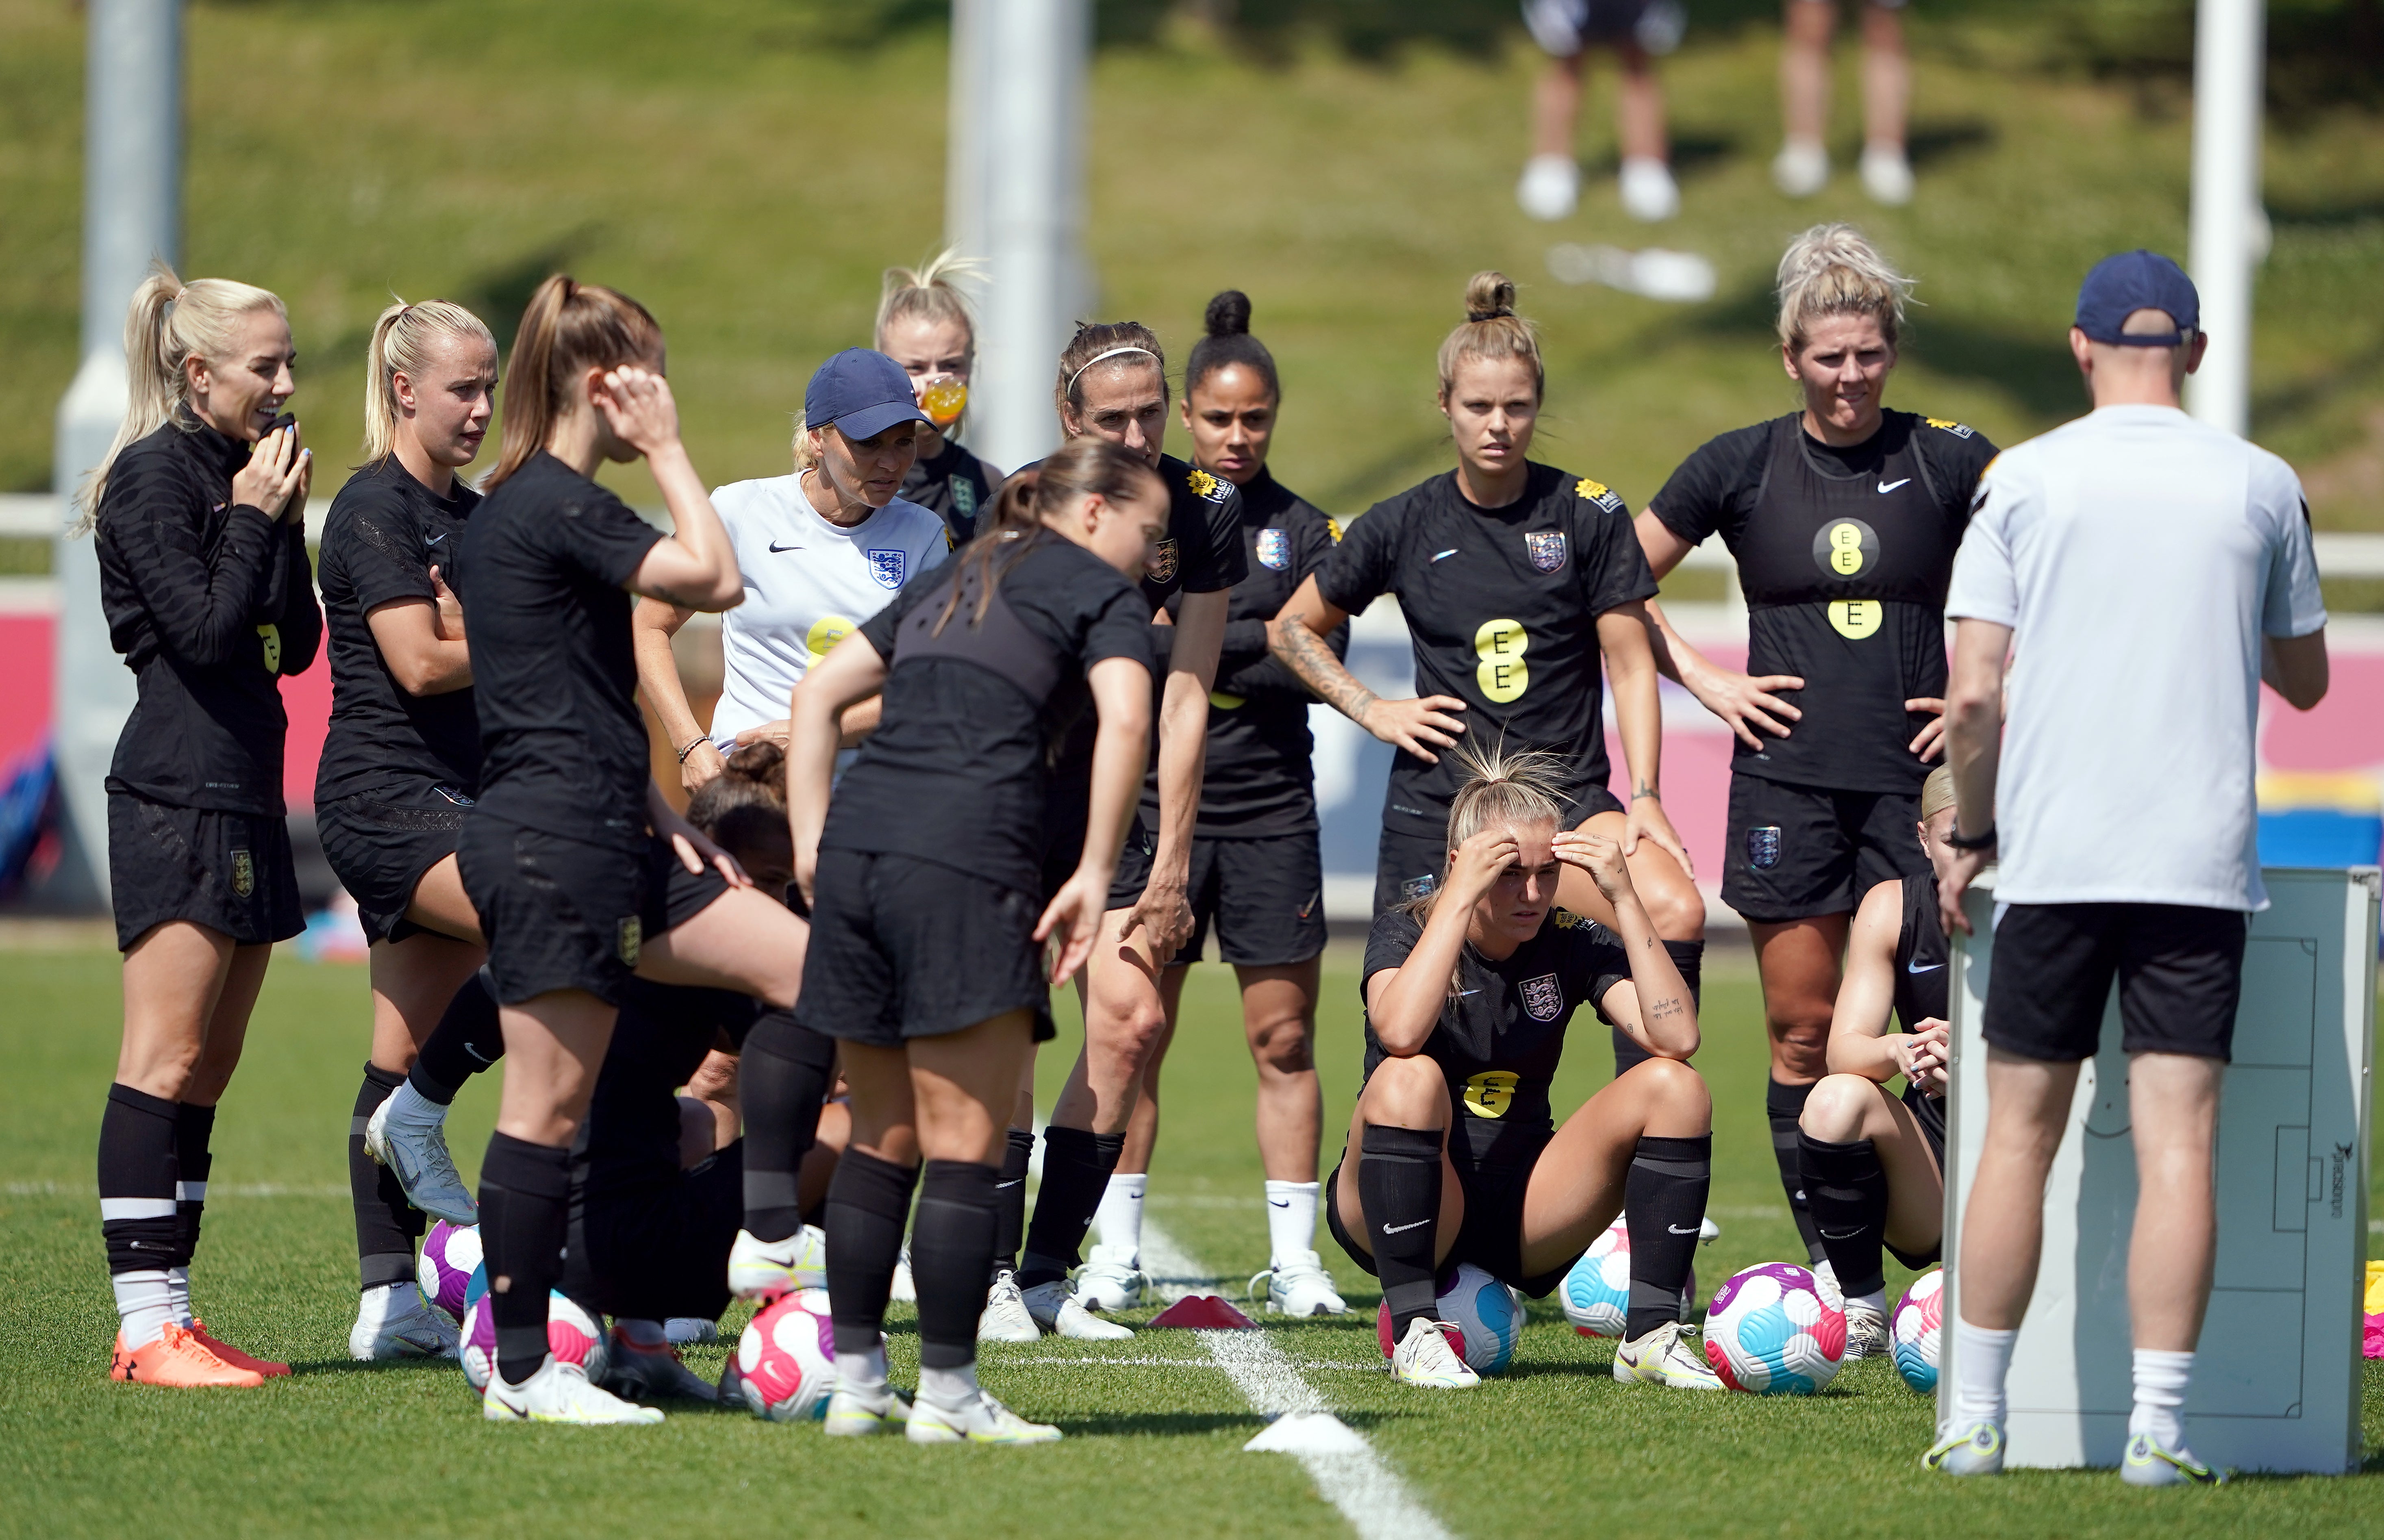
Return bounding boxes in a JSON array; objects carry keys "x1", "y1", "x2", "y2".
[{"x1": 1924, "y1": 250, "x2": 2330, "y2": 1484}]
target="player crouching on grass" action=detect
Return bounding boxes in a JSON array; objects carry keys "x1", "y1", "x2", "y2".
[
  {"x1": 1325, "y1": 748, "x2": 1719, "y2": 1390},
  {"x1": 1795, "y1": 764, "x2": 1956, "y2": 1360}
]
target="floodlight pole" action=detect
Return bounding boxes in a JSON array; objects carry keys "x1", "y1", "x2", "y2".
[
  {"x1": 50, "y1": 0, "x2": 183, "y2": 906},
  {"x1": 946, "y1": 0, "x2": 1091, "y2": 473},
  {"x1": 2186, "y1": 0, "x2": 2263, "y2": 437}
]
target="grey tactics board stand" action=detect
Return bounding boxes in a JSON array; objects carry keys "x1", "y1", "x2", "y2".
[{"x1": 1940, "y1": 868, "x2": 2375, "y2": 1473}]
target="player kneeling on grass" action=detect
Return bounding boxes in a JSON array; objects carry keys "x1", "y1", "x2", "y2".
[
  {"x1": 1326, "y1": 749, "x2": 1717, "y2": 1390},
  {"x1": 1795, "y1": 764, "x2": 1955, "y2": 1360}
]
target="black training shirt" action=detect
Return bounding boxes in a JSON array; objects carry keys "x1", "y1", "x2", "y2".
[
  {"x1": 826, "y1": 532, "x2": 1153, "y2": 896},
  {"x1": 576, "y1": 978, "x2": 759, "y2": 1197},
  {"x1": 1360, "y1": 907, "x2": 1630, "y2": 1171},
  {"x1": 1652, "y1": 411, "x2": 1997, "y2": 793},
  {"x1": 456, "y1": 451, "x2": 664, "y2": 851},
  {"x1": 1893, "y1": 873, "x2": 1949, "y2": 1031},
  {"x1": 97, "y1": 415, "x2": 322, "y2": 816},
  {"x1": 1318, "y1": 462, "x2": 1656, "y2": 835},
  {"x1": 902, "y1": 439, "x2": 997, "y2": 548},
  {"x1": 315, "y1": 458, "x2": 482, "y2": 806},
  {"x1": 1143, "y1": 467, "x2": 1344, "y2": 838}
]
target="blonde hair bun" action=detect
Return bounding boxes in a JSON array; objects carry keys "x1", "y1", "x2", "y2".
[{"x1": 1775, "y1": 223, "x2": 1916, "y2": 353}]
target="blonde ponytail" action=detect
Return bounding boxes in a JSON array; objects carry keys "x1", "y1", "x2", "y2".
[
  {"x1": 1436, "y1": 271, "x2": 1543, "y2": 401},
  {"x1": 874, "y1": 248, "x2": 982, "y2": 352},
  {"x1": 362, "y1": 298, "x2": 496, "y2": 464},
  {"x1": 1775, "y1": 223, "x2": 1916, "y2": 354},
  {"x1": 74, "y1": 259, "x2": 285, "y2": 532}
]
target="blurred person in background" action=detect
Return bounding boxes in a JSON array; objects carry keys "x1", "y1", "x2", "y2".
[
  {"x1": 1774, "y1": 0, "x2": 1913, "y2": 205},
  {"x1": 1516, "y1": 0, "x2": 1689, "y2": 223}
]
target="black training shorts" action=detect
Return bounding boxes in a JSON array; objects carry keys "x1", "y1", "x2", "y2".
[
  {"x1": 1721, "y1": 775, "x2": 1926, "y2": 924},
  {"x1": 1983, "y1": 901, "x2": 2248, "y2": 1064},
  {"x1": 798, "y1": 848, "x2": 1057, "y2": 1047},
  {"x1": 1325, "y1": 1128, "x2": 1574, "y2": 1299},
  {"x1": 317, "y1": 780, "x2": 476, "y2": 944},
  {"x1": 1882, "y1": 1082, "x2": 1947, "y2": 1270},
  {"x1": 456, "y1": 815, "x2": 730, "y2": 1007},
  {"x1": 106, "y1": 789, "x2": 304, "y2": 952},
  {"x1": 566, "y1": 1145, "x2": 743, "y2": 1325},
  {"x1": 1105, "y1": 812, "x2": 1157, "y2": 913},
  {"x1": 1181, "y1": 832, "x2": 1326, "y2": 969}
]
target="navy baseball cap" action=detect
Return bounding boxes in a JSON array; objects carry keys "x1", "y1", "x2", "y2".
[
  {"x1": 805, "y1": 348, "x2": 932, "y2": 441},
  {"x1": 2075, "y1": 250, "x2": 2200, "y2": 346}
]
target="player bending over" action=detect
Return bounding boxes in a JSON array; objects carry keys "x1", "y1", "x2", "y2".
[{"x1": 1326, "y1": 749, "x2": 1719, "y2": 1390}]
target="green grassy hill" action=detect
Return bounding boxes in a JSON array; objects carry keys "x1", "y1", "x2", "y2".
[{"x1": 2, "y1": 0, "x2": 2380, "y2": 533}]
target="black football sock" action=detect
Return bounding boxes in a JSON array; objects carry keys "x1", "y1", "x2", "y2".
[
  {"x1": 406, "y1": 968, "x2": 504, "y2": 1105},
  {"x1": 98, "y1": 1082, "x2": 181, "y2": 1277},
  {"x1": 478, "y1": 1132, "x2": 572, "y2": 1385},
  {"x1": 1767, "y1": 1078, "x2": 1827, "y2": 1263},
  {"x1": 824, "y1": 1149, "x2": 919, "y2": 1355},
  {"x1": 991, "y1": 1127, "x2": 1033, "y2": 1282},
  {"x1": 740, "y1": 1008, "x2": 838, "y2": 1243},
  {"x1": 1358, "y1": 1123, "x2": 1444, "y2": 1345},
  {"x1": 1799, "y1": 1132, "x2": 1890, "y2": 1300},
  {"x1": 350, "y1": 1063, "x2": 423, "y2": 1288},
  {"x1": 912, "y1": 1159, "x2": 999, "y2": 1371},
  {"x1": 1623, "y1": 1133, "x2": 1712, "y2": 1340},
  {"x1": 1612, "y1": 940, "x2": 1702, "y2": 1078},
  {"x1": 1017, "y1": 1127, "x2": 1124, "y2": 1289},
  {"x1": 171, "y1": 1100, "x2": 216, "y2": 1274}
]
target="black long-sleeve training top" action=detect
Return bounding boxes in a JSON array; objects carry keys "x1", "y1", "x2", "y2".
[{"x1": 97, "y1": 413, "x2": 322, "y2": 815}]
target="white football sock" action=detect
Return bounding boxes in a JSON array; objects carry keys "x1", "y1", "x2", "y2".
[
  {"x1": 615, "y1": 1316, "x2": 667, "y2": 1348},
  {"x1": 384, "y1": 1079, "x2": 446, "y2": 1132},
  {"x1": 113, "y1": 1269, "x2": 175, "y2": 1349},
  {"x1": 1950, "y1": 1316, "x2": 2017, "y2": 1428},
  {"x1": 1092, "y1": 1171, "x2": 1146, "y2": 1258},
  {"x1": 1265, "y1": 1180, "x2": 1320, "y2": 1265},
  {"x1": 835, "y1": 1345, "x2": 888, "y2": 1393},
  {"x1": 2129, "y1": 1348, "x2": 2194, "y2": 1450},
  {"x1": 165, "y1": 1264, "x2": 193, "y2": 1327},
  {"x1": 918, "y1": 1360, "x2": 979, "y2": 1411},
  {"x1": 1849, "y1": 1287, "x2": 1888, "y2": 1316}
]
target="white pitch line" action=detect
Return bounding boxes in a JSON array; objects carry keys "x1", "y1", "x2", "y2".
[{"x1": 1137, "y1": 1217, "x2": 1454, "y2": 1540}]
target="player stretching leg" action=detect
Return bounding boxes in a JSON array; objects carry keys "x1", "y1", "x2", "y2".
[
  {"x1": 789, "y1": 443, "x2": 1163, "y2": 1442},
  {"x1": 1325, "y1": 750, "x2": 1716, "y2": 1390},
  {"x1": 1793, "y1": 764, "x2": 1956, "y2": 1358},
  {"x1": 84, "y1": 265, "x2": 317, "y2": 1386}
]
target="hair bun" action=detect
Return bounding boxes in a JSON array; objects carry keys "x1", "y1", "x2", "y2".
[
  {"x1": 1203, "y1": 290, "x2": 1252, "y2": 338},
  {"x1": 1463, "y1": 270, "x2": 1517, "y2": 323}
]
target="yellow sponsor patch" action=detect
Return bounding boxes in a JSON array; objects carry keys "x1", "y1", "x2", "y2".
[
  {"x1": 257, "y1": 622, "x2": 281, "y2": 674},
  {"x1": 805, "y1": 614, "x2": 857, "y2": 660},
  {"x1": 1829, "y1": 599, "x2": 1883, "y2": 639},
  {"x1": 1463, "y1": 1070, "x2": 1520, "y2": 1119},
  {"x1": 1208, "y1": 691, "x2": 1245, "y2": 710},
  {"x1": 617, "y1": 916, "x2": 642, "y2": 967},
  {"x1": 1474, "y1": 617, "x2": 1528, "y2": 702},
  {"x1": 1185, "y1": 468, "x2": 1227, "y2": 502},
  {"x1": 1575, "y1": 477, "x2": 1624, "y2": 512},
  {"x1": 1325, "y1": 516, "x2": 1343, "y2": 543},
  {"x1": 229, "y1": 848, "x2": 254, "y2": 899},
  {"x1": 1925, "y1": 417, "x2": 1975, "y2": 439}
]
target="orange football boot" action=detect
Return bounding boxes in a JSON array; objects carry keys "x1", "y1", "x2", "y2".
[
  {"x1": 110, "y1": 1323, "x2": 265, "y2": 1388},
  {"x1": 189, "y1": 1319, "x2": 290, "y2": 1378}
]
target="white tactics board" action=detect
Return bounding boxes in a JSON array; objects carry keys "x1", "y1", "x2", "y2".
[{"x1": 1941, "y1": 868, "x2": 2376, "y2": 1473}]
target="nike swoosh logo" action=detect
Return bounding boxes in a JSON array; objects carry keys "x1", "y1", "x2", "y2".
[
  {"x1": 426, "y1": 532, "x2": 447, "y2": 544},
  {"x1": 1430, "y1": 548, "x2": 1458, "y2": 562},
  {"x1": 1456, "y1": 989, "x2": 1481, "y2": 997},
  {"x1": 1269, "y1": 1200, "x2": 1290, "y2": 1209},
  {"x1": 995, "y1": 1180, "x2": 1022, "y2": 1190},
  {"x1": 1907, "y1": 960, "x2": 1945, "y2": 974},
  {"x1": 1877, "y1": 478, "x2": 1911, "y2": 494},
  {"x1": 1668, "y1": 1224, "x2": 1699, "y2": 1235},
  {"x1": 1820, "y1": 1227, "x2": 1865, "y2": 1240},
  {"x1": 769, "y1": 541, "x2": 802, "y2": 553},
  {"x1": 463, "y1": 1045, "x2": 498, "y2": 1065},
  {"x1": 1381, "y1": 1218, "x2": 1432, "y2": 1235}
]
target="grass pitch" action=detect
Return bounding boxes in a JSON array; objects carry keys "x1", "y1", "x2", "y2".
[{"x1": 1, "y1": 943, "x2": 2377, "y2": 1538}]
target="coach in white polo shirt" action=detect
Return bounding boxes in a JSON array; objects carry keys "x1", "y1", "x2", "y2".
[
  {"x1": 1925, "y1": 252, "x2": 2330, "y2": 1486},
  {"x1": 637, "y1": 348, "x2": 948, "y2": 788}
]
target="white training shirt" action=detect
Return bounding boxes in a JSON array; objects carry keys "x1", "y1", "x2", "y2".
[
  {"x1": 1944, "y1": 404, "x2": 2326, "y2": 911},
  {"x1": 708, "y1": 474, "x2": 948, "y2": 748}
]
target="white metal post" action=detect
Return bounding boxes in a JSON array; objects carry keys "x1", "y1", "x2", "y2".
[{"x1": 2186, "y1": 0, "x2": 2264, "y2": 436}]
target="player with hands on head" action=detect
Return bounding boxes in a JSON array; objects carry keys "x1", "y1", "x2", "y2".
[
  {"x1": 81, "y1": 261, "x2": 318, "y2": 1389},
  {"x1": 1325, "y1": 748, "x2": 1718, "y2": 1391},
  {"x1": 455, "y1": 275, "x2": 815, "y2": 1426},
  {"x1": 783, "y1": 441, "x2": 1162, "y2": 1442},
  {"x1": 1792, "y1": 764, "x2": 1958, "y2": 1361}
]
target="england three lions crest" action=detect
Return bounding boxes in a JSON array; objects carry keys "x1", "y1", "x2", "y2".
[
  {"x1": 1150, "y1": 538, "x2": 1179, "y2": 584},
  {"x1": 1254, "y1": 528, "x2": 1290, "y2": 571},
  {"x1": 1520, "y1": 973, "x2": 1563, "y2": 1022},
  {"x1": 865, "y1": 548, "x2": 907, "y2": 590},
  {"x1": 1524, "y1": 530, "x2": 1567, "y2": 573}
]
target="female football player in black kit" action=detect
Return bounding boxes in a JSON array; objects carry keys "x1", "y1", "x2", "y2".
[
  {"x1": 1794, "y1": 763, "x2": 1952, "y2": 1357},
  {"x1": 1076, "y1": 291, "x2": 1351, "y2": 1321},
  {"x1": 991, "y1": 321, "x2": 1245, "y2": 1343},
  {"x1": 787, "y1": 442, "x2": 1163, "y2": 1443},
  {"x1": 314, "y1": 298, "x2": 511, "y2": 1360},
  {"x1": 1269, "y1": 273, "x2": 1706, "y2": 1058},
  {"x1": 1631, "y1": 225, "x2": 1994, "y2": 1297},
  {"x1": 456, "y1": 274, "x2": 812, "y2": 1425},
  {"x1": 81, "y1": 264, "x2": 316, "y2": 1390},
  {"x1": 1327, "y1": 749, "x2": 1718, "y2": 1390},
  {"x1": 877, "y1": 252, "x2": 1000, "y2": 545}
]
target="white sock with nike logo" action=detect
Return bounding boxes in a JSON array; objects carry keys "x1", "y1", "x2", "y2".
[
  {"x1": 1263, "y1": 1180, "x2": 1319, "y2": 1266},
  {"x1": 1092, "y1": 1171, "x2": 1146, "y2": 1261}
]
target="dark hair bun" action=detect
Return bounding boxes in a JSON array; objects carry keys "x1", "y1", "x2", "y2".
[
  {"x1": 721, "y1": 739, "x2": 785, "y2": 783},
  {"x1": 1204, "y1": 290, "x2": 1252, "y2": 339}
]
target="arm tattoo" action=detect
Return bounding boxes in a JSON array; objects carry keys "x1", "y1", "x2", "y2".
[
  {"x1": 1274, "y1": 609, "x2": 1377, "y2": 723},
  {"x1": 1648, "y1": 996, "x2": 1685, "y2": 1022}
]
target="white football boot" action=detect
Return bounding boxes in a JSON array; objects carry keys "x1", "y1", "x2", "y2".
[
  {"x1": 1021, "y1": 1279, "x2": 1134, "y2": 1340},
  {"x1": 1613, "y1": 1320, "x2": 1724, "y2": 1389},
  {"x1": 348, "y1": 1281, "x2": 458, "y2": 1361},
  {"x1": 603, "y1": 1329, "x2": 717, "y2": 1402},
  {"x1": 482, "y1": 1356, "x2": 664, "y2": 1425},
  {"x1": 1389, "y1": 1317, "x2": 1479, "y2": 1389},
  {"x1": 1842, "y1": 1298, "x2": 1889, "y2": 1360},
  {"x1": 2120, "y1": 1431, "x2": 2226, "y2": 1487},
  {"x1": 1860, "y1": 143, "x2": 1915, "y2": 207},
  {"x1": 889, "y1": 1247, "x2": 917, "y2": 1305},
  {"x1": 906, "y1": 1390, "x2": 1062, "y2": 1444},
  {"x1": 1772, "y1": 137, "x2": 1829, "y2": 197},
  {"x1": 1516, "y1": 153, "x2": 1580, "y2": 221},
  {"x1": 977, "y1": 1270, "x2": 1042, "y2": 1343},
  {"x1": 1073, "y1": 1244, "x2": 1148, "y2": 1313},
  {"x1": 1808, "y1": 1257, "x2": 1846, "y2": 1311},
  {"x1": 1248, "y1": 1250, "x2": 1348, "y2": 1317},
  {"x1": 726, "y1": 1223, "x2": 828, "y2": 1300},
  {"x1": 824, "y1": 1381, "x2": 914, "y2": 1437},
  {"x1": 364, "y1": 1090, "x2": 476, "y2": 1225},
  {"x1": 1618, "y1": 157, "x2": 1680, "y2": 222},
  {"x1": 1923, "y1": 1418, "x2": 2006, "y2": 1476}
]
